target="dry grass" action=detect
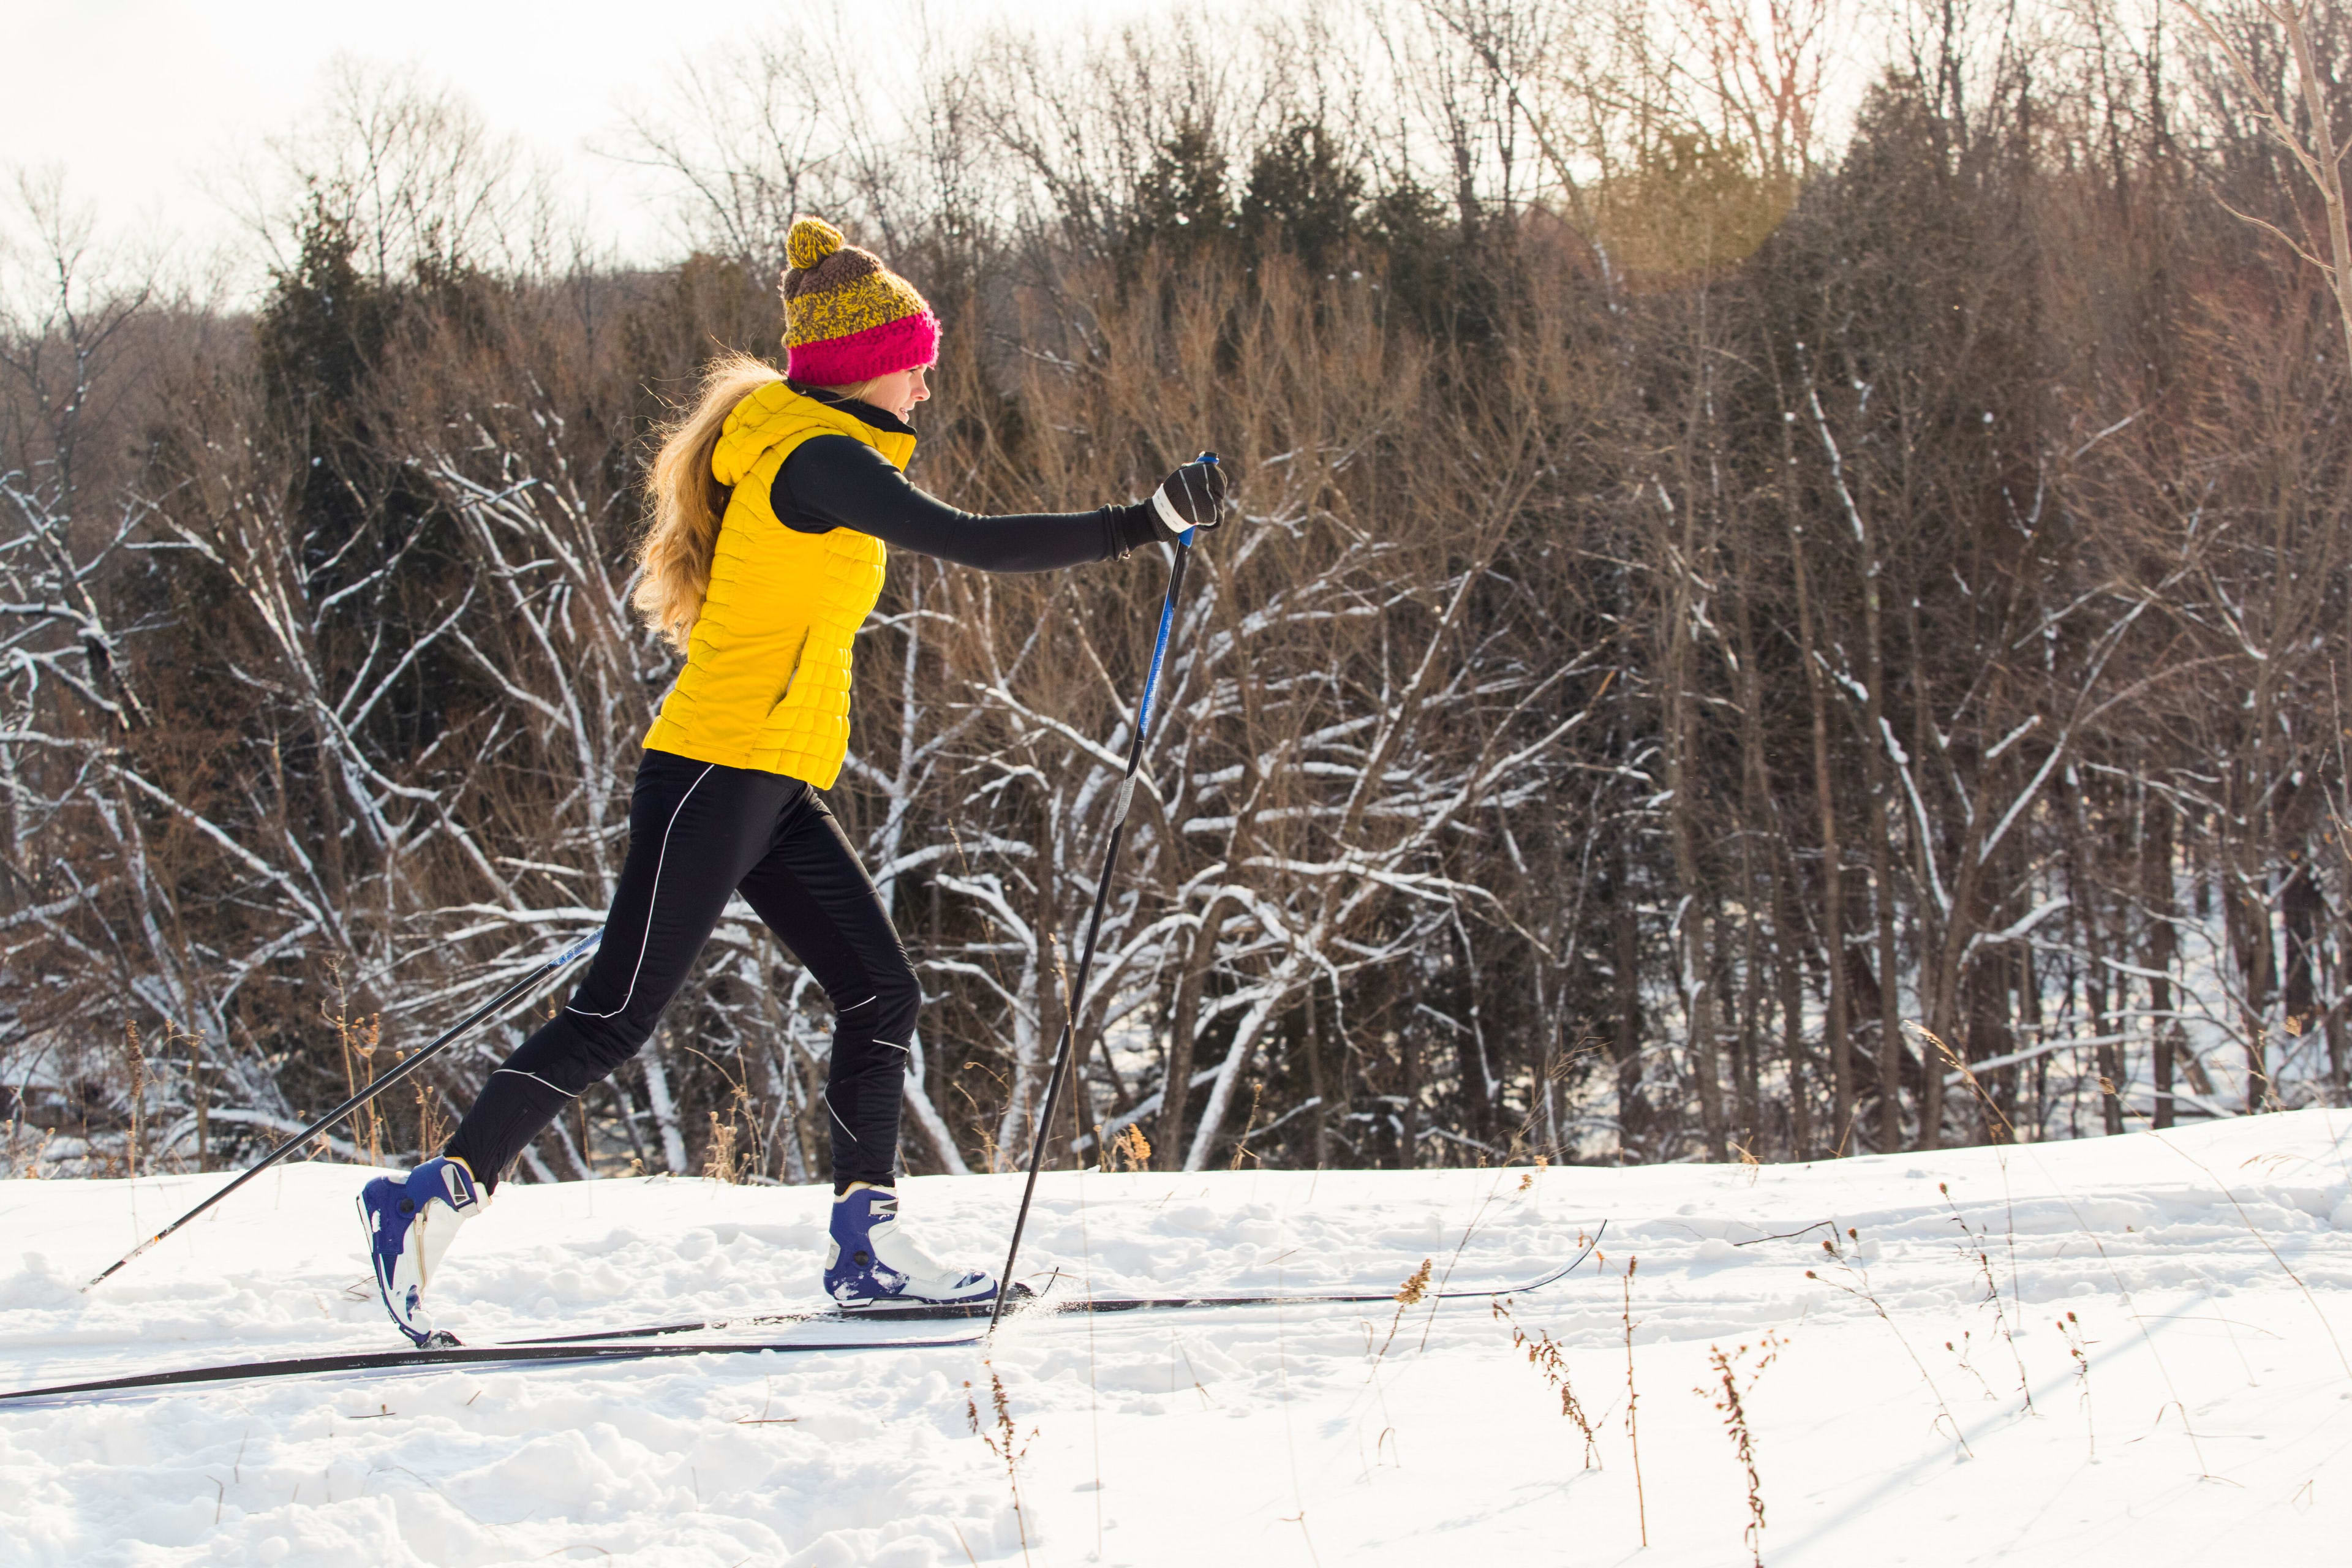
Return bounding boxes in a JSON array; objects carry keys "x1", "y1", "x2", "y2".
[
  {"x1": 1807, "y1": 1227, "x2": 1974, "y2": 1458},
  {"x1": 6, "y1": 1120, "x2": 55, "y2": 1179},
  {"x1": 1373, "y1": 1258, "x2": 1433, "y2": 1362},
  {"x1": 1623, "y1": 1255, "x2": 1647, "y2": 1548},
  {"x1": 325, "y1": 960, "x2": 386, "y2": 1168},
  {"x1": 965, "y1": 1363, "x2": 1037, "y2": 1566},
  {"x1": 2153, "y1": 1133, "x2": 2352, "y2": 1381},
  {"x1": 1923, "y1": 1025, "x2": 2218, "y2": 1472},
  {"x1": 1940, "y1": 1180, "x2": 2032, "y2": 1412},
  {"x1": 703, "y1": 1110, "x2": 743, "y2": 1184},
  {"x1": 411, "y1": 1055, "x2": 450, "y2": 1160},
  {"x1": 1698, "y1": 1333, "x2": 1784, "y2": 1568},
  {"x1": 1227, "y1": 1080, "x2": 1265, "y2": 1170},
  {"x1": 2058, "y1": 1309, "x2": 2097, "y2": 1459},
  {"x1": 1101, "y1": 1123, "x2": 1152, "y2": 1172},
  {"x1": 1493, "y1": 1295, "x2": 1601, "y2": 1467},
  {"x1": 119, "y1": 1022, "x2": 146, "y2": 1180}
]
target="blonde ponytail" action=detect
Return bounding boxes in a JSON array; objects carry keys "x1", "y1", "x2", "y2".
[{"x1": 634, "y1": 352, "x2": 785, "y2": 653}]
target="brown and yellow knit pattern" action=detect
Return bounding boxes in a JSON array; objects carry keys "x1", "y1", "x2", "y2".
[{"x1": 779, "y1": 217, "x2": 940, "y2": 385}]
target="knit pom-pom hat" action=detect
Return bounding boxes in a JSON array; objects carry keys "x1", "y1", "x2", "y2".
[{"x1": 779, "y1": 216, "x2": 940, "y2": 386}]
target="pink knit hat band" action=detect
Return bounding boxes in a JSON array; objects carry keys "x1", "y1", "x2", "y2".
[{"x1": 786, "y1": 310, "x2": 941, "y2": 386}]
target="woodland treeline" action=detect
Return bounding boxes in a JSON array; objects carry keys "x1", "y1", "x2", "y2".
[{"x1": 4, "y1": 0, "x2": 2348, "y2": 1183}]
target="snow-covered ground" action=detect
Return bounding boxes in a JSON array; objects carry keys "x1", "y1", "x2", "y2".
[{"x1": 4, "y1": 1112, "x2": 2351, "y2": 1566}]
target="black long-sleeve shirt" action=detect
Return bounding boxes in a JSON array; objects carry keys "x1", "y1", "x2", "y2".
[{"x1": 770, "y1": 390, "x2": 1164, "y2": 570}]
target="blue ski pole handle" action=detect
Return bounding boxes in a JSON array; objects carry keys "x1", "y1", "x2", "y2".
[{"x1": 1112, "y1": 454, "x2": 1213, "y2": 828}]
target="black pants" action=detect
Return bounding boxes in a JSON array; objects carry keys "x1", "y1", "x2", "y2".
[{"x1": 446, "y1": 750, "x2": 918, "y2": 1189}]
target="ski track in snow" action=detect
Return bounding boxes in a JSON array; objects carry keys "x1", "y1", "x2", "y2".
[{"x1": 4, "y1": 1113, "x2": 2352, "y2": 1564}]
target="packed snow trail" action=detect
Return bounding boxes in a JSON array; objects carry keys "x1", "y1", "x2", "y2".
[{"x1": 4, "y1": 1112, "x2": 2351, "y2": 1565}]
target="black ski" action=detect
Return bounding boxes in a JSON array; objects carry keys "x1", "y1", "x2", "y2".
[
  {"x1": 519, "y1": 1221, "x2": 1607, "y2": 1345},
  {"x1": 3, "y1": 1224, "x2": 1604, "y2": 1404},
  {"x1": 513, "y1": 1280, "x2": 1050, "y2": 1342},
  {"x1": 0, "y1": 1330, "x2": 982, "y2": 1405}
]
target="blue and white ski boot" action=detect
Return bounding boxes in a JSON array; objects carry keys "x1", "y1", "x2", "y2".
[
  {"x1": 358, "y1": 1155, "x2": 482, "y2": 1347},
  {"x1": 824, "y1": 1182, "x2": 997, "y2": 1310}
]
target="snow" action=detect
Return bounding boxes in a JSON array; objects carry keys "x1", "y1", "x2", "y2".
[{"x1": 5, "y1": 1113, "x2": 2352, "y2": 1566}]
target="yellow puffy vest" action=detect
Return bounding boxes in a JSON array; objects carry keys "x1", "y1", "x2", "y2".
[{"x1": 641, "y1": 381, "x2": 914, "y2": 787}]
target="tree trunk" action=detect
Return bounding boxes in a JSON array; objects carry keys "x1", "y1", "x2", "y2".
[
  {"x1": 1304, "y1": 975, "x2": 1330, "y2": 1169},
  {"x1": 1868, "y1": 790, "x2": 1904, "y2": 1152},
  {"x1": 1157, "y1": 899, "x2": 1231, "y2": 1170},
  {"x1": 1788, "y1": 513, "x2": 1851, "y2": 1152},
  {"x1": 1860, "y1": 579, "x2": 1904, "y2": 1151},
  {"x1": 1686, "y1": 904, "x2": 1727, "y2": 1159},
  {"x1": 2282, "y1": 855, "x2": 2326, "y2": 1049},
  {"x1": 2144, "y1": 794, "x2": 2179, "y2": 1129},
  {"x1": 642, "y1": 1042, "x2": 690, "y2": 1175},
  {"x1": 1729, "y1": 538, "x2": 1775, "y2": 1156},
  {"x1": 1776, "y1": 866, "x2": 1812, "y2": 1158},
  {"x1": 2087, "y1": 909, "x2": 2126, "y2": 1137},
  {"x1": 1663, "y1": 510, "x2": 1727, "y2": 1160},
  {"x1": 2224, "y1": 849, "x2": 2275, "y2": 1114},
  {"x1": 1611, "y1": 853, "x2": 1648, "y2": 1161}
]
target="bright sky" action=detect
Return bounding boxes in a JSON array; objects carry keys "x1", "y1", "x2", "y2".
[
  {"x1": 5, "y1": 0, "x2": 1129, "y2": 293},
  {"x1": 11, "y1": 1, "x2": 1875, "y2": 305}
]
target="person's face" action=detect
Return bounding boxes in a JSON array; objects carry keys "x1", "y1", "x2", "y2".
[{"x1": 866, "y1": 364, "x2": 932, "y2": 421}]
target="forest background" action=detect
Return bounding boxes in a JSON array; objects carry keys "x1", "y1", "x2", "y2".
[{"x1": 4, "y1": 0, "x2": 2345, "y2": 1186}]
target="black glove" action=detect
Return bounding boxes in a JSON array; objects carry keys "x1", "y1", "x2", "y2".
[{"x1": 1147, "y1": 455, "x2": 1231, "y2": 540}]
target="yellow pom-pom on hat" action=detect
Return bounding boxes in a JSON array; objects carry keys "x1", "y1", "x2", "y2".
[
  {"x1": 787, "y1": 217, "x2": 845, "y2": 271},
  {"x1": 778, "y1": 214, "x2": 938, "y2": 385}
]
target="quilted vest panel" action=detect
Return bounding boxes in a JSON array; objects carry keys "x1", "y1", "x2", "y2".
[{"x1": 641, "y1": 380, "x2": 915, "y2": 787}]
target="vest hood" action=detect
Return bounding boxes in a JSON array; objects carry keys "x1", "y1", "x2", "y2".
[{"x1": 714, "y1": 380, "x2": 917, "y2": 486}]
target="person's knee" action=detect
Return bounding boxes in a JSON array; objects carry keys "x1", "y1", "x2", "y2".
[
  {"x1": 506, "y1": 1011, "x2": 645, "y2": 1095},
  {"x1": 874, "y1": 960, "x2": 922, "y2": 1045},
  {"x1": 851, "y1": 957, "x2": 921, "y2": 1049}
]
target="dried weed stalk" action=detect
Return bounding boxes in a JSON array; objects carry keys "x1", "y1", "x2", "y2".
[
  {"x1": 7, "y1": 1120, "x2": 55, "y2": 1179},
  {"x1": 119, "y1": 1022, "x2": 146, "y2": 1179},
  {"x1": 966, "y1": 1364, "x2": 1037, "y2": 1565},
  {"x1": 1623, "y1": 1254, "x2": 1647, "y2": 1547},
  {"x1": 2057, "y1": 1310, "x2": 2097, "y2": 1458},
  {"x1": 1374, "y1": 1258, "x2": 1433, "y2": 1361},
  {"x1": 1229, "y1": 1080, "x2": 1264, "y2": 1169},
  {"x1": 324, "y1": 960, "x2": 386, "y2": 1167},
  {"x1": 1807, "y1": 1226, "x2": 1974, "y2": 1458},
  {"x1": 704, "y1": 1110, "x2": 742, "y2": 1183},
  {"x1": 186, "y1": 1029, "x2": 208, "y2": 1172},
  {"x1": 1940, "y1": 1181, "x2": 2032, "y2": 1411},
  {"x1": 1942, "y1": 1329, "x2": 1997, "y2": 1401},
  {"x1": 1729, "y1": 1139, "x2": 1764, "y2": 1187},
  {"x1": 2154, "y1": 1134, "x2": 2352, "y2": 1381},
  {"x1": 1698, "y1": 1332, "x2": 1784, "y2": 1568},
  {"x1": 1418, "y1": 1182, "x2": 1510, "y2": 1352},
  {"x1": 1493, "y1": 1295, "x2": 1601, "y2": 1467},
  {"x1": 410, "y1": 1054, "x2": 450, "y2": 1158},
  {"x1": 1102, "y1": 1123, "x2": 1152, "y2": 1172},
  {"x1": 1920, "y1": 1028, "x2": 2215, "y2": 1471}
]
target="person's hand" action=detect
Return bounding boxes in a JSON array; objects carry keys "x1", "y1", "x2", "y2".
[{"x1": 1148, "y1": 455, "x2": 1231, "y2": 538}]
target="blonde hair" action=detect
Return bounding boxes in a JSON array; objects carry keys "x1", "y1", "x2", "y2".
[{"x1": 634, "y1": 352, "x2": 783, "y2": 653}]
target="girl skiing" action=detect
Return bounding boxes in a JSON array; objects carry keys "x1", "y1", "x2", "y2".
[{"x1": 359, "y1": 216, "x2": 1230, "y2": 1346}]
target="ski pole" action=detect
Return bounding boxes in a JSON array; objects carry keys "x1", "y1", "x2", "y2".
[
  {"x1": 990, "y1": 455, "x2": 1213, "y2": 1332},
  {"x1": 83, "y1": 927, "x2": 603, "y2": 1292}
]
